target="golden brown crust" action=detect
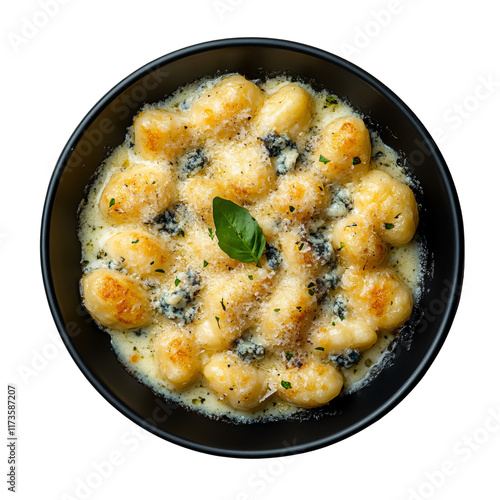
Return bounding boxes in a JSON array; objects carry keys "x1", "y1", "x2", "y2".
[
  {"x1": 79, "y1": 74, "x2": 421, "y2": 416},
  {"x1": 81, "y1": 269, "x2": 153, "y2": 330},
  {"x1": 99, "y1": 164, "x2": 172, "y2": 224}
]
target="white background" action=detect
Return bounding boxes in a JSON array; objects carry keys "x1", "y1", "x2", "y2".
[{"x1": 2, "y1": 0, "x2": 499, "y2": 499}]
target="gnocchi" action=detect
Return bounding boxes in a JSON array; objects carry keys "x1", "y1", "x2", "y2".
[
  {"x1": 212, "y1": 139, "x2": 276, "y2": 201},
  {"x1": 314, "y1": 116, "x2": 371, "y2": 182},
  {"x1": 265, "y1": 171, "x2": 330, "y2": 223},
  {"x1": 310, "y1": 318, "x2": 378, "y2": 356},
  {"x1": 78, "y1": 73, "x2": 422, "y2": 422},
  {"x1": 254, "y1": 84, "x2": 314, "y2": 141},
  {"x1": 354, "y1": 169, "x2": 419, "y2": 245},
  {"x1": 99, "y1": 164, "x2": 172, "y2": 224},
  {"x1": 105, "y1": 227, "x2": 171, "y2": 277},
  {"x1": 134, "y1": 110, "x2": 191, "y2": 161},
  {"x1": 203, "y1": 353, "x2": 269, "y2": 410},
  {"x1": 258, "y1": 275, "x2": 317, "y2": 350},
  {"x1": 274, "y1": 359, "x2": 344, "y2": 409},
  {"x1": 81, "y1": 269, "x2": 153, "y2": 330},
  {"x1": 342, "y1": 267, "x2": 413, "y2": 331},
  {"x1": 331, "y1": 214, "x2": 387, "y2": 270},
  {"x1": 154, "y1": 323, "x2": 201, "y2": 390},
  {"x1": 190, "y1": 74, "x2": 263, "y2": 139}
]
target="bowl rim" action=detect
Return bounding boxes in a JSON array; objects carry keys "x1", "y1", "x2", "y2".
[{"x1": 40, "y1": 37, "x2": 465, "y2": 458}]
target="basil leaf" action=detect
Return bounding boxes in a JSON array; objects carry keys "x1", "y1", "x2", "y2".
[{"x1": 212, "y1": 197, "x2": 266, "y2": 266}]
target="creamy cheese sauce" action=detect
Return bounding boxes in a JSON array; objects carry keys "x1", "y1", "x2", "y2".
[{"x1": 78, "y1": 74, "x2": 423, "y2": 422}]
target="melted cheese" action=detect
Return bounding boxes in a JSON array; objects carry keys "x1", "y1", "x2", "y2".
[{"x1": 78, "y1": 74, "x2": 424, "y2": 422}]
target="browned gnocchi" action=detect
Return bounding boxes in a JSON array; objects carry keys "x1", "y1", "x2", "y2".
[
  {"x1": 81, "y1": 269, "x2": 153, "y2": 330},
  {"x1": 78, "y1": 73, "x2": 421, "y2": 421}
]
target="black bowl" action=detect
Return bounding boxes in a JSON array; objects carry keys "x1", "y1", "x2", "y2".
[{"x1": 41, "y1": 38, "x2": 464, "y2": 458}]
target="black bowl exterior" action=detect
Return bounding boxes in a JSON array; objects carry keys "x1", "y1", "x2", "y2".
[{"x1": 41, "y1": 38, "x2": 464, "y2": 458}]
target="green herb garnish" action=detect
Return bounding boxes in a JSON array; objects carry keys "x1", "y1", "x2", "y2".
[
  {"x1": 315, "y1": 347, "x2": 325, "y2": 351},
  {"x1": 131, "y1": 239, "x2": 139, "y2": 244},
  {"x1": 109, "y1": 198, "x2": 115, "y2": 207},
  {"x1": 175, "y1": 278, "x2": 181, "y2": 286},
  {"x1": 215, "y1": 316, "x2": 221, "y2": 329},
  {"x1": 220, "y1": 298, "x2": 226, "y2": 311},
  {"x1": 319, "y1": 155, "x2": 330, "y2": 164},
  {"x1": 274, "y1": 308, "x2": 280, "y2": 313},
  {"x1": 155, "y1": 269, "x2": 165, "y2": 273},
  {"x1": 248, "y1": 275, "x2": 253, "y2": 280},
  {"x1": 326, "y1": 95, "x2": 338, "y2": 105},
  {"x1": 384, "y1": 223, "x2": 395, "y2": 230},
  {"x1": 352, "y1": 157, "x2": 361, "y2": 165},
  {"x1": 203, "y1": 260, "x2": 209, "y2": 268},
  {"x1": 208, "y1": 227, "x2": 214, "y2": 240},
  {"x1": 281, "y1": 381, "x2": 292, "y2": 390},
  {"x1": 289, "y1": 206, "x2": 295, "y2": 213},
  {"x1": 286, "y1": 352, "x2": 293, "y2": 361},
  {"x1": 212, "y1": 197, "x2": 266, "y2": 267}
]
